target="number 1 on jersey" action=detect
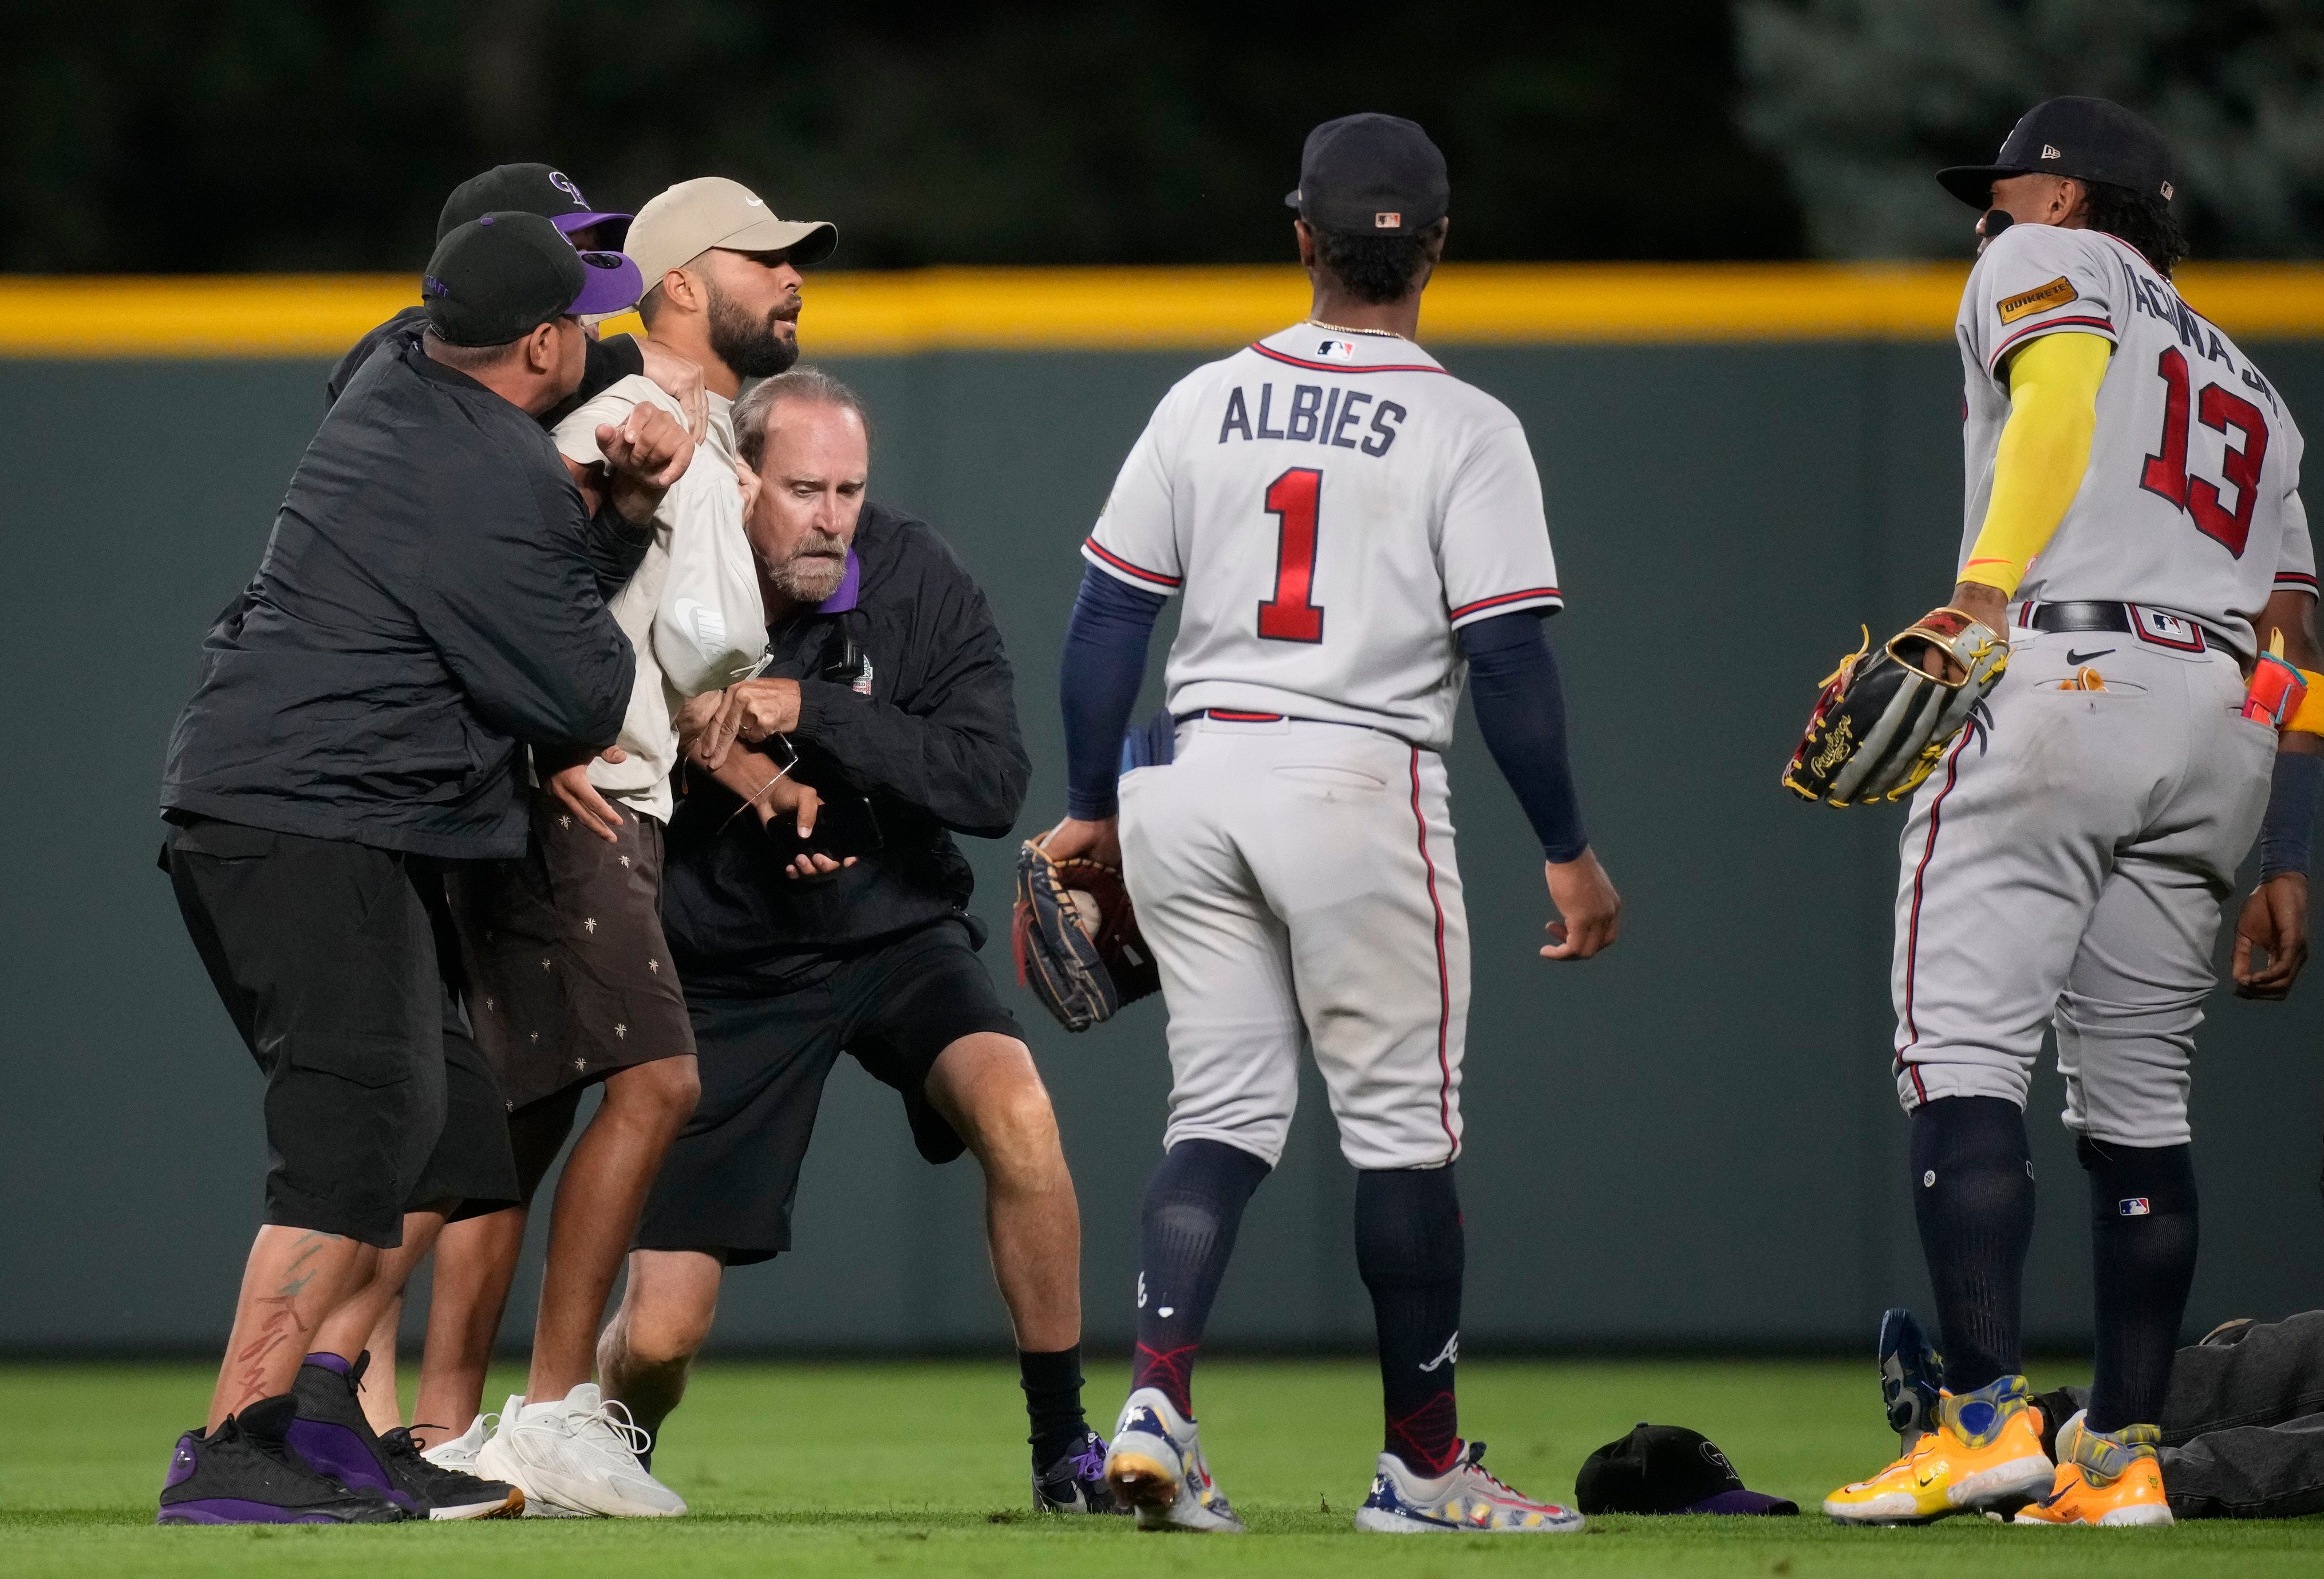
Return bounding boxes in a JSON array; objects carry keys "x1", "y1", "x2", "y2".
[{"x1": 1257, "y1": 467, "x2": 1325, "y2": 643}]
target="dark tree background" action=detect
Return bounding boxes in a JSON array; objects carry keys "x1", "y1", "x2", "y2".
[{"x1": 0, "y1": 1, "x2": 1804, "y2": 272}]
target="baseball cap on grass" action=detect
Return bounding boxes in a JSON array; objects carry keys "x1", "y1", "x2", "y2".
[
  {"x1": 626, "y1": 176, "x2": 838, "y2": 288},
  {"x1": 437, "y1": 162, "x2": 633, "y2": 245},
  {"x1": 1576, "y1": 1424, "x2": 1798, "y2": 1516},
  {"x1": 1285, "y1": 113, "x2": 1449, "y2": 237},
  {"x1": 1938, "y1": 97, "x2": 2175, "y2": 210},
  {"x1": 421, "y1": 212, "x2": 643, "y2": 346}
]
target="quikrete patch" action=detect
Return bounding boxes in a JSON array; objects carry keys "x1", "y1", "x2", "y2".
[{"x1": 1999, "y1": 275, "x2": 2078, "y2": 324}]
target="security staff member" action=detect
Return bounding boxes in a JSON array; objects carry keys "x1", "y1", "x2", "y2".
[
  {"x1": 155, "y1": 211, "x2": 690, "y2": 1526},
  {"x1": 593, "y1": 369, "x2": 1119, "y2": 1515}
]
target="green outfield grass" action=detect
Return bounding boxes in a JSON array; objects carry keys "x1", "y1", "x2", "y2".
[{"x1": 3, "y1": 1357, "x2": 2319, "y2": 1576}]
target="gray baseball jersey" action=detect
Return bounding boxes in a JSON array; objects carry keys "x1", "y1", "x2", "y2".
[
  {"x1": 1957, "y1": 223, "x2": 2315, "y2": 651},
  {"x1": 1083, "y1": 322, "x2": 1561, "y2": 749}
]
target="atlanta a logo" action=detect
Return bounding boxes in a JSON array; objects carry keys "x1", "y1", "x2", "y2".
[{"x1": 1419, "y1": 1332, "x2": 1459, "y2": 1373}]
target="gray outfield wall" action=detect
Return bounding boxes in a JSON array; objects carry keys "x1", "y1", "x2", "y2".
[{"x1": 5, "y1": 340, "x2": 2322, "y2": 1355}]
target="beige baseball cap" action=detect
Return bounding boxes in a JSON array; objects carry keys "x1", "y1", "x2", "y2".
[{"x1": 625, "y1": 176, "x2": 838, "y2": 288}]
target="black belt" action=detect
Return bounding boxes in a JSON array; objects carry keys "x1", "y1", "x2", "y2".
[{"x1": 2020, "y1": 600, "x2": 2221, "y2": 654}]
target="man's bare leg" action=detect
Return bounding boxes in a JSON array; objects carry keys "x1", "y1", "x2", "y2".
[
  {"x1": 924, "y1": 1033, "x2": 1083, "y2": 1350},
  {"x1": 599, "y1": 1249, "x2": 725, "y2": 1439},
  {"x1": 526, "y1": 1057, "x2": 701, "y2": 1403},
  {"x1": 409, "y1": 1206, "x2": 530, "y2": 1447},
  {"x1": 208, "y1": 1228, "x2": 378, "y2": 1431},
  {"x1": 306, "y1": 1207, "x2": 449, "y2": 1433},
  {"x1": 357, "y1": 1295, "x2": 404, "y2": 1433}
]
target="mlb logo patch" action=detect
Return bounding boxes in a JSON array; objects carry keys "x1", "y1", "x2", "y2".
[
  {"x1": 2120, "y1": 1198, "x2": 2152, "y2": 1216},
  {"x1": 1374, "y1": 211, "x2": 1401, "y2": 229},
  {"x1": 1315, "y1": 338, "x2": 1356, "y2": 361}
]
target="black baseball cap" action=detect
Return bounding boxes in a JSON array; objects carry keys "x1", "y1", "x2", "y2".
[
  {"x1": 1284, "y1": 113, "x2": 1449, "y2": 237},
  {"x1": 436, "y1": 162, "x2": 633, "y2": 246},
  {"x1": 1576, "y1": 1424, "x2": 1798, "y2": 1517},
  {"x1": 421, "y1": 212, "x2": 644, "y2": 347},
  {"x1": 1938, "y1": 97, "x2": 2176, "y2": 210}
]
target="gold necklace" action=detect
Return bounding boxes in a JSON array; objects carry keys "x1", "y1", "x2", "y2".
[{"x1": 1307, "y1": 317, "x2": 1406, "y2": 340}]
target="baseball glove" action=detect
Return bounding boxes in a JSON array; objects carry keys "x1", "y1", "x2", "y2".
[
  {"x1": 1783, "y1": 607, "x2": 2009, "y2": 806},
  {"x1": 1012, "y1": 841, "x2": 1162, "y2": 1033}
]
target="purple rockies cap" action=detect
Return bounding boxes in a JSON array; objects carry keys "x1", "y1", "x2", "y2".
[{"x1": 570, "y1": 249, "x2": 645, "y2": 318}]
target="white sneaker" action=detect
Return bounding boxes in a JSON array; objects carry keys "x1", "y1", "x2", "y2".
[
  {"x1": 1354, "y1": 1442, "x2": 1585, "y2": 1534},
  {"x1": 420, "y1": 1410, "x2": 495, "y2": 1474},
  {"x1": 1103, "y1": 1387, "x2": 1243, "y2": 1533},
  {"x1": 476, "y1": 1384, "x2": 685, "y2": 1519},
  {"x1": 475, "y1": 1394, "x2": 585, "y2": 1518}
]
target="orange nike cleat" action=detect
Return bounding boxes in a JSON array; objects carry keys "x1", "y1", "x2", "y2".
[
  {"x1": 2014, "y1": 1412, "x2": 2173, "y2": 1527},
  {"x1": 1824, "y1": 1375, "x2": 2053, "y2": 1525}
]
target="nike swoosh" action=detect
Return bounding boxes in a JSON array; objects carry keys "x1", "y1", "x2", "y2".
[{"x1": 2065, "y1": 647, "x2": 2114, "y2": 664}]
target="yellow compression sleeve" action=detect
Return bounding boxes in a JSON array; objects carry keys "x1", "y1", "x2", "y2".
[{"x1": 1959, "y1": 331, "x2": 2112, "y2": 597}]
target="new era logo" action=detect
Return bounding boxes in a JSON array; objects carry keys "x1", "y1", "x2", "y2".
[
  {"x1": 2120, "y1": 1198, "x2": 2152, "y2": 1216},
  {"x1": 1374, "y1": 211, "x2": 1401, "y2": 229},
  {"x1": 2041, "y1": 144, "x2": 2062, "y2": 159}
]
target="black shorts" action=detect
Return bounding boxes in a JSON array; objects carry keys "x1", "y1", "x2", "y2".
[
  {"x1": 636, "y1": 919, "x2": 1021, "y2": 1265},
  {"x1": 166, "y1": 817, "x2": 487, "y2": 1247}
]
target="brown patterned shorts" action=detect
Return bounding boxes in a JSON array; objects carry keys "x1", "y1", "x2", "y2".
[{"x1": 449, "y1": 787, "x2": 695, "y2": 1112}]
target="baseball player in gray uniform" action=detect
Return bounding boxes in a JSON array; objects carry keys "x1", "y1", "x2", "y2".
[
  {"x1": 1040, "y1": 114, "x2": 1619, "y2": 1534},
  {"x1": 1820, "y1": 98, "x2": 2324, "y2": 1529}
]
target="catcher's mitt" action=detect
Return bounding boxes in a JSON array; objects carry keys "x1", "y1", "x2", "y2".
[
  {"x1": 1784, "y1": 607, "x2": 2009, "y2": 806},
  {"x1": 1012, "y1": 841, "x2": 1162, "y2": 1033}
]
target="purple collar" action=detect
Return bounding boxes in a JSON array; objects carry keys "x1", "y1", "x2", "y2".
[{"x1": 815, "y1": 549, "x2": 863, "y2": 613}]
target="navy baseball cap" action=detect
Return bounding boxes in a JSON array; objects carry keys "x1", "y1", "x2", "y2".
[
  {"x1": 1576, "y1": 1424, "x2": 1798, "y2": 1517},
  {"x1": 437, "y1": 162, "x2": 633, "y2": 246},
  {"x1": 421, "y1": 212, "x2": 642, "y2": 346},
  {"x1": 1939, "y1": 97, "x2": 2176, "y2": 210},
  {"x1": 1284, "y1": 113, "x2": 1449, "y2": 237}
]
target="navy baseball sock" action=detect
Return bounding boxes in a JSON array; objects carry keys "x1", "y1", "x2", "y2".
[
  {"x1": 1133, "y1": 1139, "x2": 1272, "y2": 1418},
  {"x1": 1911, "y1": 1096, "x2": 2036, "y2": 1395},
  {"x1": 2080, "y1": 1136, "x2": 2198, "y2": 1432},
  {"x1": 1356, "y1": 1165, "x2": 1465, "y2": 1477},
  {"x1": 1020, "y1": 1345, "x2": 1091, "y2": 1466}
]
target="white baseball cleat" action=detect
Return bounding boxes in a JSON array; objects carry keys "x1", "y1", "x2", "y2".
[
  {"x1": 476, "y1": 1385, "x2": 685, "y2": 1518},
  {"x1": 420, "y1": 1409, "x2": 495, "y2": 1474},
  {"x1": 1103, "y1": 1387, "x2": 1244, "y2": 1533},
  {"x1": 1355, "y1": 1442, "x2": 1586, "y2": 1534}
]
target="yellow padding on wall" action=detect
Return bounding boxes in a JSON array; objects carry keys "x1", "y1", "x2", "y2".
[{"x1": 3, "y1": 262, "x2": 2322, "y2": 359}]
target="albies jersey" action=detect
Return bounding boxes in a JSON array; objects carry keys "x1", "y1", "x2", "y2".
[
  {"x1": 1958, "y1": 223, "x2": 2315, "y2": 654},
  {"x1": 1083, "y1": 322, "x2": 1560, "y2": 749}
]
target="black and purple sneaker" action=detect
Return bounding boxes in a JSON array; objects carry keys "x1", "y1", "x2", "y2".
[
  {"x1": 157, "y1": 1393, "x2": 405, "y2": 1525},
  {"x1": 291, "y1": 1350, "x2": 520, "y2": 1519},
  {"x1": 1033, "y1": 1430, "x2": 1126, "y2": 1514}
]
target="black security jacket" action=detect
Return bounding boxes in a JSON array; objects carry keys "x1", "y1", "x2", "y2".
[
  {"x1": 160, "y1": 340, "x2": 648, "y2": 860},
  {"x1": 661, "y1": 503, "x2": 1031, "y2": 982}
]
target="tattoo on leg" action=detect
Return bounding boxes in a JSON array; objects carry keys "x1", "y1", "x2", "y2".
[{"x1": 230, "y1": 1232, "x2": 348, "y2": 1406}]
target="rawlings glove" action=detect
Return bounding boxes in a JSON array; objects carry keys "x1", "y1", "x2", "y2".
[
  {"x1": 1012, "y1": 841, "x2": 1162, "y2": 1032},
  {"x1": 1784, "y1": 607, "x2": 2009, "y2": 806}
]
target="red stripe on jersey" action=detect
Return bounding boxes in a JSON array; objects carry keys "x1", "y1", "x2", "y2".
[
  {"x1": 1083, "y1": 537, "x2": 1182, "y2": 589},
  {"x1": 1987, "y1": 315, "x2": 2117, "y2": 372},
  {"x1": 1409, "y1": 749, "x2": 1457, "y2": 1163},
  {"x1": 1249, "y1": 342, "x2": 1449, "y2": 375},
  {"x1": 1449, "y1": 586, "x2": 1562, "y2": 621},
  {"x1": 2275, "y1": 571, "x2": 2319, "y2": 592},
  {"x1": 1202, "y1": 710, "x2": 1284, "y2": 722}
]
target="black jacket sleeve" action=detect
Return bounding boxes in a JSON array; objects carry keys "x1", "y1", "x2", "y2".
[
  {"x1": 577, "y1": 500, "x2": 656, "y2": 602},
  {"x1": 791, "y1": 568, "x2": 1031, "y2": 838},
  {"x1": 412, "y1": 462, "x2": 637, "y2": 753}
]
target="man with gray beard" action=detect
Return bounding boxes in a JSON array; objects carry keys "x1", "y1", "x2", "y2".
[{"x1": 595, "y1": 368, "x2": 1120, "y2": 1517}]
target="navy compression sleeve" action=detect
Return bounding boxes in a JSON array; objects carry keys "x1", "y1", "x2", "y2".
[
  {"x1": 1461, "y1": 609, "x2": 1589, "y2": 862},
  {"x1": 1061, "y1": 565, "x2": 1166, "y2": 819}
]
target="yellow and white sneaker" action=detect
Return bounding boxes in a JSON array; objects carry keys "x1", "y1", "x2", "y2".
[
  {"x1": 1103, "y1": 1388, "x2": 1242, "y2": 1533},
  {"x1": 2014, "y1": 1412, "x2": 2173, "y2": 1527},
  {"x1": 1825, "y1": 1375, "x2": 2053, "y2": 1524}
]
